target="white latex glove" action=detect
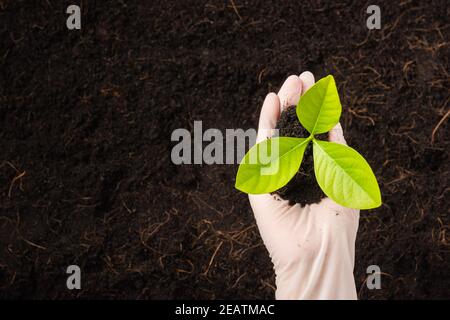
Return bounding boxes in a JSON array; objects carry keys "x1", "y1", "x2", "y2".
[{"x1": 250, "y1": 72, "x2": 360, "y2": 300}]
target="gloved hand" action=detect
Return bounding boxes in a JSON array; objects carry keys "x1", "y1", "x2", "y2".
[{"x1": 249, "y1": 72, "x2": 360, "y2": 300}]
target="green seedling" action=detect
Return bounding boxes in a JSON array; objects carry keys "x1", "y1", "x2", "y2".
[{"x1": 235, "y1": 75, "x2": 381, "y2": 209}]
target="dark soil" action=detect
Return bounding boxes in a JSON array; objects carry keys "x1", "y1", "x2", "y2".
[
  {"x1": 1, "y1": 1, "x2": 449, "y2": 299},
  {"x1": 274, "y1": 106, "x2": 327, "y2": 206}
]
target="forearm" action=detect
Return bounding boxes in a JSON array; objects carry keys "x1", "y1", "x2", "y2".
[
  {"x1": 272, "y1": 201, "x2": 360, "y2": 300},
  {"x1": 274, "y1": 245, "x2": 357, "y2": 300}
]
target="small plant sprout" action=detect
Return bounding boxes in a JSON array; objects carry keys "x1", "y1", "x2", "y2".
[{"x1": 235, "y1": 75, "x2": 382, "y2": 210}]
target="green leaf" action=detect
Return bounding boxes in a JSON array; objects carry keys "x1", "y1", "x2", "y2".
[
  {"x1": 235, "y1": 137, "x2": 310, "y2": 194},
  {"x1": 312, "y1": 140, "x2": 381, "y2": 209},
  {"x1": 296, "y1": 75, "x2": 342, "y2": 135}
]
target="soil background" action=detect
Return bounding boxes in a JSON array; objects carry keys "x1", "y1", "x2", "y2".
[{"x1": 0, "y1": 0, "x2": 449, "y2": 299}]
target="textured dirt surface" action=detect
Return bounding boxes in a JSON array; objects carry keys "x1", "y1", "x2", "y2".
[
  {"x1": 274, "y1": 106, "x2": 327, "y2": 206},
  {"x1": 0, "y1": 1, "x2": 449, "y2": 299}
]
